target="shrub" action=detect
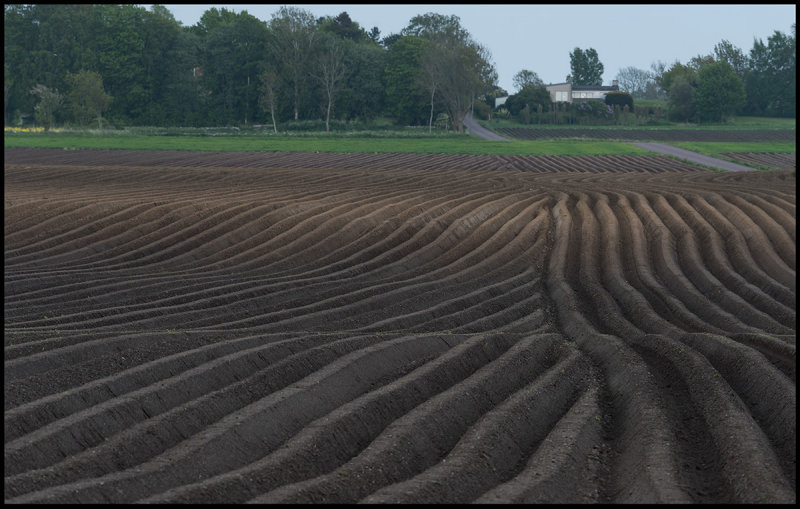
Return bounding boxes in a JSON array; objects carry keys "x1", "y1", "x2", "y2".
[
  {"x1": 472, "y1": 100, "x2": 491, "y2": 121},
  {"x1": 605, "y1": 91, "x2": 633, "y2": 109}
]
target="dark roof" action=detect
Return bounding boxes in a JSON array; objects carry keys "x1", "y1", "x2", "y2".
[
  {"x1": 546, "y1": 82, "x2": 620, "y2": 91},
  {"x1": 572, "y1": 85, "x2": 619, "y2": 91}
]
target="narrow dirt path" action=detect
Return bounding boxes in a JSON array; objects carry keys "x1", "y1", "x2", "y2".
[
  {"x1": 629, "y1": 142, "x2": 755, "y2": 172},
  {"x1": 463, "y1": 113, "x2": 511, "y2": 141}
]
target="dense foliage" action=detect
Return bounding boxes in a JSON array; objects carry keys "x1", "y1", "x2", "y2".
[
  {"x1": 569, "y1": 47, "x2": 604, "y2": 86},
  {"x1": 4, "y1": 5, "x2": 793, "y2": 129},
  {"x1": 604, "y1": 91, "x2": 634, "y2": 109},
  {"x1": 615, "y1": 25, "x2": 795, "y2": 121},
  {"x1": 4, "y1": 4, "x2": 497, "y2": 130}
]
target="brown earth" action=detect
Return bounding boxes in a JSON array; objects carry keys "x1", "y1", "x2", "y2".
[
  {"x1": 4, "y1": 148, "x2": 796, "y2": 503},
  {"x1": 492, "y1": 127, "x2": 796, "y2": 142}
]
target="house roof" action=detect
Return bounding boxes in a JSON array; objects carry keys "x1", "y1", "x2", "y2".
[
  {"x1": 546, "y1": 82, "x2": 619, "y2": 91},
  {"x1": 572, "y1": 84, "x2": 619, "y2": 91}
]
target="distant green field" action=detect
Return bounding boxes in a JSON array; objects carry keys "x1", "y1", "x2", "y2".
[
  {"x1": 481, "y1": 116, "x2": 796, "y2": 131},
  {"x1": 669, "y1": 141, "x2": 796, "y2": 154},
  {"x1": 4, "y1": 132, "x2": 651, "y2": 156}
]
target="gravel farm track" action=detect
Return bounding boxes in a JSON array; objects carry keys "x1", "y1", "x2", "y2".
[{"x1": 4, "y1": 143, "x2": 796, "y2": 503}]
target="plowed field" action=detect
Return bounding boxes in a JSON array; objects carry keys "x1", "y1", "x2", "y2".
[
  {"x1": 4, "y1": 148, "x2": 796, "y2": 504},
  {"x1": 493, "y1": 127, "x2": 796, "y2": 142}
]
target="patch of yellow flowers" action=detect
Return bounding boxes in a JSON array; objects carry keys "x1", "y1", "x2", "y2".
[{"x1": 4, "y1": 126, "x2": 62, "y2": 133}]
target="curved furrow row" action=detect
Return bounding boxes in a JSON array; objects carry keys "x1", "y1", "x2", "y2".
[
  {"x1": 624, "y1": 333, "x2": 793, "y2": 503},
  {"x1": 5, "y1": 332, "x2": 350, "y2": 474},
  {"x1": 545, "y1": 193, "x2": 686, "y2": 502},
  {"x1": 686, "y1": 194, "x2": 796, "y2": 304},
  {"x1": 628, "y1": 193, "x2": 757, "y2": 334},
  {"x1": 183, "y1": 189, "x2": 445, "y2": 275},
  {"x1": 243, "y1": 334, "x2": 575, "y2": 504},
  {"x1": 4, "y1": 201, "x2": 101, "y2": 239},
  {"x1": 358, "y1": 351, "x2": 596, "y2": 504},
  {"x1": 664, "y1": 193, "x2": 795, "y2": 330},
  {"x1": 720, "y1": 152, "x2": 795, "y2": 170},
  {"x1": 6, "y1": 332, "x2": 461, "y2": 503},
  {"x1": 592, "y1": 192, "x2": 684, "y2": 337},
  {"x1": 736, "y1": 193, "x2": 796, "y2": 244},
  {"x1": 4, "y1": 200, "x2": 236, "y2": 269},
  {"x1": 704, "y1": 193, "x2": 796, "y2": 290},
  {"x1": 4, "y1": 202, "x2": 123, "y2": 254},
  {"x1": 138, "y1": 332, "x2": 532, "y2": 504},
  {"x1": 4, "y1": 202, "x2": 162, "y2": 261},
  {"x1": 4, "y1": 332, "x2": 316, "y2": 439},
  {"x1": 86, "y1": 189, "x2": 404, "y2": 272},
  {"x1": 15, "y1": 190, "x2": 375, "y2": 272},
  {"x1": 167, "y1": 191, "x2": 437, "y2": 274},
  {"x1": 208, "y1": 194, "x2": 548, "y2": 332},
  {"x1": 649, "y1": 192, "x2": 790, "y2": 334},
  {"x1": 545, "y1": 186, "x2": 795, "y2": 502},
  {"x1": 725, "y1": 193, "x2": 796, "y2": 268},
  {"x1": 5, "y1": 191, "x2": 525, "y2": 331}
]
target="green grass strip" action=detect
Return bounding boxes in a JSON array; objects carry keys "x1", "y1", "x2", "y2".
[
  {"x1": 4, "y1": 134, "x2": 650, "y2": 156},
  {"x1": 668, "y1": 141, "x2": 796, "y2": 154}
]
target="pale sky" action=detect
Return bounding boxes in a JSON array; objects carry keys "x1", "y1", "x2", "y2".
[{"x1": 144, "y1": 4, "x2": 796, "y2": 94}]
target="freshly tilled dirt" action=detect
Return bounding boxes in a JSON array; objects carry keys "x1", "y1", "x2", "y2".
[{"x1": 4, "y1": 148, "x2": 796, "y2": 503}]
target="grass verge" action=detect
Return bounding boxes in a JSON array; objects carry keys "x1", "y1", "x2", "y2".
[
  {"x1": 668, "y1": 141, "x2": 796, "y2": 154},
  {"x1": 4, "y1": 133, "x2": 651, "y2": 156}
]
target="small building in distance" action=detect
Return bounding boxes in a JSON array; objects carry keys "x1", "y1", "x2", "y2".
[
  {"x1": 545, "y1": 76, "x2": 619, "y2": 103},
  {"x1": 494, "y1": 76, "x2": 620, "y2": 108}
]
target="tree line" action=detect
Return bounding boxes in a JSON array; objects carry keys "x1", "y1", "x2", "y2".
[
  {"x1": 614, "y1": 24, "x2": 795, "y2": 121},
  {"x1": 4, "y1": 4, "x2": 497, "y2": 132},
  {"x1": 498, "y1": 23, "x2": 795, "y2": 127},
  {"x1": 5, "y1": 5, "x2": 794, "y2": 131}
]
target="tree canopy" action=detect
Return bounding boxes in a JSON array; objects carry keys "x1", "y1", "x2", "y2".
[
  {"x1": 569, "y1": 47, "x2": 604, "y2": 85},
  {"x1": 3, "y1": 5, "x2": 793, "y2": 129}
]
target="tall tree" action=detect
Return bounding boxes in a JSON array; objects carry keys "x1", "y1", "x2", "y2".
[
  {"x1": 405, "y1": 13, "x2": 497, "y2": 133},
  {"x1": 320, "y1": 12, "x2": 367, "y2": 42},
  {"x1": 512, "y1": 69, "x2": 543, "y2": 92},
  {"x1": 258, "y1": 66, "x2": 279, "y2": 133},
  {"x1": 383, "y1": 35, "x2": 429, "y2": 125},
  {"x1": 648, "y1": 60, "x2": 670, "y2": 99},
  {"x1": 713, "y1": 40, "x2": 748, "y2": 79},
  {"x1": 744, "y1": 25, "x2": 795, "y2": 117},
  {"x1": 660, "y1": 62, "x2": 696, "y2": 95},
  {"x1": 614, "y1": 66, "x2": 652, "y2": 99},
  {"x1": 401, "y1": 12, "x2": 469, "y2": 43},
  {"x1": 65, "y1": 69, "x2": 112, "y2": 129},
  {"x1": 694, "y1": 60, "x2": 745, "y2": 122},
  {"x1": 416, "y1": 39, "x2": 440, "y2": 132},
  {"x1": 311, "y1": 34, "x2": 348, "y2": 132},
  {"x1": 688, "y1": 53, "x2": 715, "y2": 71},
  {"x1": 569, "y1": 47, "x2": 604, "y2": 85},
  {"x1": 91, "y1": 4, "x2": 148, "y2": 124},
  {"x1": 340, "y1": 40, "x2": 386, "y2": 122},
  {"x1": 269, "y1": 6, "x2": 318, "y2": 121},
  {"x1": 29, "y1": 84, "x2": 62, "y2": 130}
]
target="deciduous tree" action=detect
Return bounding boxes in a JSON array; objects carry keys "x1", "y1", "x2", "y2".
[
  {"x1": 269, "y1": 6, "x2": 318, "y2": 121},
  {"x1": 29, "y1": 84, "x2": 62, "y2": 130},
  {"x1": 569, "y1": 47, "x2": 604, "y2": 85},
  {"x1": 258, "y1": 66, "x2": 279, "y2": 133},
  {"x1": 694, "y1": 60, "x2": 745, "y2": 122},
  {"x1": 311, "y1": 34, "x2": 348, "y2": 132},
  {"x1": 512, "y1": 69, "x2": 543, "y2": 92},
  {"x1": 65, "y1": 69, "x2": 112, "y2": 129},
  {"x1": 713, "y1": 39, "x2": 748, "y2": 79},
  {"x1": 614, "y1": 66, "x2": 652, "y2": 99},
  {"x1": 744, "y1": 25, "x2": 795, "y2": 117},
  {"x1": 405, "y1": 13, "x2": 497, "y2": 133}
]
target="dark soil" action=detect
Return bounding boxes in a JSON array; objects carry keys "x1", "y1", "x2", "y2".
[{"x1": 4, "y1": 148, "x2": 796, "y2": 503}]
